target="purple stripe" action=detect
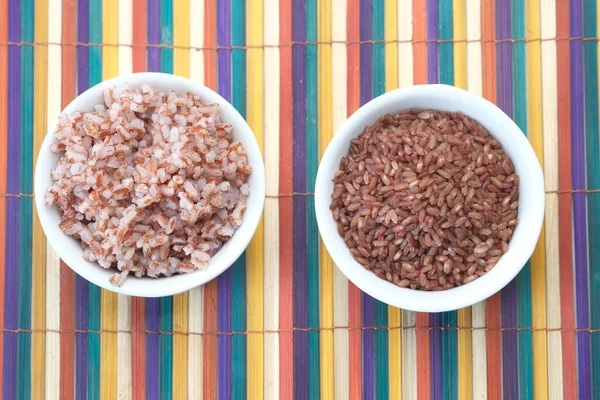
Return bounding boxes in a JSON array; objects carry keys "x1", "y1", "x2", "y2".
[
  {"x1": 74, "y1": 1, "x2": 90, "y2": 398},
  {"x1": 358, "y1": 0, "x2": 375, "y2": 397},
  {"x1": 145, "y1": 299, "x2": 159, "y2": 400},
  {"x1": 361, "y1": 295, "x2": 375, "y2": 400},
  {"x1": 429, "y1": 313, "x2": 442, "y2": 400},
  {"x1": 425, "y1": 2, "x2": 442, "y2": 399},
  {"x1": 216, "y1": 0, "x2": 232, "y2": 396},
  {"x1": 147, "y1": 0, "x2": 160, "y2": 72},
  {"x1": 426, "y1": 0, "x2": 439, "y2": 84},
  {"x1": 496, "y1": 0, "x2": 518, "y2": 397},
  {"x1": 145, "y1": 5, "x2": 160, "y2": 399},
  {"x1": 292, "y1": 0, "x2": 308, "y2": 397},
  {"x1": 570, "y1": 0, "x2": 592, "y2": 397},
  {"x1": 3, "y1": 10, "x2": 19, "y2": 394}
]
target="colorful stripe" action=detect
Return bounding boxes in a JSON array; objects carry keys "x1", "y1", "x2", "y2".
[
  {"x1": 279, "y1": 0, "x2": 294, "y2": 396},
  {"x1": 172, "y1": 1, "x2": 189, "y2": 398},
  {"x1": 570, "y1": 0, "x2": 593, "y2": 395},
  {"x1": 318, "y1": 0, "x2": 335, "y2": 395},
  {"x1": 305, "y1": 0, "x2": 322, "y2": 396},
  {"x1": 0, "y1": 0, "x2": 6, "y2": 391},
  {"x1": 1, "y1": 1, "x2": 599, "y2": 399},
  {"x1": 217, "y1": 0, "x2": 232, "y2": 394},
  {"x1": 292, "y1": 0, "x2": 309, "y2": 393},
  {"x1": 584, "y1": 0, "x2": 600, "y2": 393},
  {"x1": 230, "y1": 0, "x2": 248, "y2": 393}
]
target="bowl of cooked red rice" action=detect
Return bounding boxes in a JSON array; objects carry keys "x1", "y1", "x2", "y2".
[
  {"x1": 315, "y1": 84, "x2": 544, "y2": 312},
  {"x1": 35, "y1": 73, "x2": 265, "y2": 297}
]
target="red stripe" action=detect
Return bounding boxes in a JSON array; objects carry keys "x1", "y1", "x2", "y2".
[
  {"x1": 130, "y1": 6, "x2": 148, "y2": 399},
  {"x1": 279, "y1": 0, "x2": 294, "y2": 397},
  {"x1": 480, "y1": 1, "x2": 502, "y2": 398},
  {"x1": 556, "y1": 0, "x2": 577, "y2": 397},
  {"x1": 412, "y1": 0, "x2": 430, "y2": 398},
  {"x1": 0, "y1": 0, "x2": 7, "y2": 388},
  {"x1": 203, "y1": 0, "x2": 218, "y2": 397},
  {"x1": 347, "y1": 0, "x2": 362, "y2": 398},
  {"x1": 59, "y1": 1, "x2": 77, "y2": 397},
  {"x1": 132, "y1": 0, "x2": 147, "y2": 73}
]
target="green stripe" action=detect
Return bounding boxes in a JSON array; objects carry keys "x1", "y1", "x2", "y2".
[
  {"x1": 17, "y1": 2, "x2": 34, "y2": 397},
  {"x1": 231, "y1": 0, "x2": 247, "y2": 394},
  {"x1": 159, "y1": 1, "x2": 174, "y2": 398},
  {"x1": 583, "y1": 0, "x2": 600, "y2": 393},
  {"x1": 87, "y1": 1, "x2": 103, "y2": 399},
  {"x1": 306, "y1": 0, "x2": 321, "y2": 397},
  {"x1": 438, "y1": 0, "x2": 458, "y2": 397},
  {"x1": 372, "y1": 0, "x2": 389, "y2": 398},
  {"x1": 510, "y1": 0, "x2": 533, "y2": 397}
]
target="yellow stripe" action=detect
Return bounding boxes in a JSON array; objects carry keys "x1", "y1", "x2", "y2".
[
  {"x1": 317, "y1": 0, "x2": 334, "y2": 398},
  {"x1": 385, "y1": 0, "x2": 398, "y2": 92},
  {"x1": 100, "y1": 2, "x2": 119, "y2": 399},
  {"x1": 526, "y1": 0, "x2": 548, "y2": 397},
  {"x1": 453, "y1": 3, "x2": 473, "y2": 399},
  {"x1": 32, "y1": 0, "x2": 49, "y2": 397},
  {"x1": 385, "y1": 2, "x2": 401, "y2": 399},
  {"x1": 173, "y1": 2, "x2": 190, "y2": 399},
  {"x1": 452, "y1": 0, "x2": 467, "y2": 90},
  {"x1": 247, "y1": 0, "x2": 264, "y2": 396}
]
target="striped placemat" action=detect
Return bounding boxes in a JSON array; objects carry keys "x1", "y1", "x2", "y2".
[{"x1": 0, "y1": 0, "x2": 598, "y2": 398}]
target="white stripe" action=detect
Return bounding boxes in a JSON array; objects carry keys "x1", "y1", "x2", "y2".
[
  {"x1": 397, "y1": 0, "x2": 413, "y2": 89},
  {"x1": 188, "y1": 3, "x2": 205, "y2": 398},
  {"x1": 263, "y1": 0, "x2": 280, "y2": 397},
  {"x1": 465, "y1": 1, "x2": 487, "y2": 397},
  {"x1": 45, "y1": 0, "x2": 62, "y2": 398},
  {"x1": 398, "y1": 3, "x2": 416, "y2": 398},
  {"x1": 115, "y1": 2, "x2": 133, "y2": 399},
  {"x1": 189, "y1": 0, "x2": 204, "y2": 85},
  {"x1": 332, "y1": 0, "x2": 349, "y2": 397},
  {"x1": 540, "y1": 0, "x2": 562, "y2": 396},
  {"x1": 401, "y1": 311, "x2": 417, "y2": 400}
]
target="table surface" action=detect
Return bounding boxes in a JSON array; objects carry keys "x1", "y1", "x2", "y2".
[{"x1": 1, "y1": 0, "x2": 599, "y2": 398}]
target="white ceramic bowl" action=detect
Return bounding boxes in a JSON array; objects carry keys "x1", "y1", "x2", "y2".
[
  {"x1": 35, "y1": 72, "x2": 265, "y2": 297},
  {"x1": 315, "y1": 84, "x2": 544, "y2": 312}
]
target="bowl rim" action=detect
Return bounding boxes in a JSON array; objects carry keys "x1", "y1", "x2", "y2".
[
  {"x1": 34, "y1": 72, "x2": 266, "y2": 297},
  {"x1": 315, "y1": 84, "x2": 545, "y2": 312}
]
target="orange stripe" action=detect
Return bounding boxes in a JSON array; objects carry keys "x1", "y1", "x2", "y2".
[
  {"x1": 0, "y1": 0, "x2": 7, "y2": 388},
  {"x1": 203, "y1": 283, "x2": 218, "y2": 399},
  {"x1": 131, "y1": 298, "x2": 146, "y2": 400},
  {"x1": 480, "y1": 1, "x2": 502, "y2": 399},
  {"x1": 556, "y1": 0, "x2": 576, "y2": 397},
  {"x1": 347, "y1": 0, "x2": 361, "y2": 398},
  {"x1": 412, "y1": 0, "x2": 427, "y2": 85},
  {"x1": 347, "y1": 0, "x2": 360, "y2": 116},
  {"x1": 132, "y1": 0, "x2": 146, "y2": 73},
  {"x1": 412, "y1": 1, "x2": 430, "y2": 398},
  {"x1": 202, "y1": 1, "x2": 218, "y2": 397},
  {"x1": 279, "y1": 0, "x2": 294, "y2": 397},
  {"x1": 59, "y1": 1, "x2": 77, "y2": 398}
]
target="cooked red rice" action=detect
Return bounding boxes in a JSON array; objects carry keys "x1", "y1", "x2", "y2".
[
  {"x1": 331, "y1": 109, "x2": 519, "y2": 290},
  {"x1": 46, "y1": 84, "x2": 252, "y2": 285}
]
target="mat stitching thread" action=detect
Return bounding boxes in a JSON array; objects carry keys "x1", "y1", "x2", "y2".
[
  {"x1": 2, "y1": 189, "x2": 599, "y2": 199},
  {"x1": 2, "y1": 326, "x2": 599, "y2": 335},
  {"x1": 1, "y1": 36, "x2": 599, "y2": 50}
]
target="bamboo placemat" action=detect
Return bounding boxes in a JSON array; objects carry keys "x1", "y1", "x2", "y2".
[{"x1": 0, "y1": 0, "x2": 598, "y2": 398}]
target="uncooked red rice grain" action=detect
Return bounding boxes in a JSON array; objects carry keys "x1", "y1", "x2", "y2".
[{"x1": 331, "y1": 109, "x2": 519, "y2": 291}]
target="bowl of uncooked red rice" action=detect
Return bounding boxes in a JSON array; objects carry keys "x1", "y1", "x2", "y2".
[
  {"x1": 35, "y1": 73, "x2": 265, "y2": 297},
  {"x1": 315, "y1": 84, "x2": 544, "y2": 312}
]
